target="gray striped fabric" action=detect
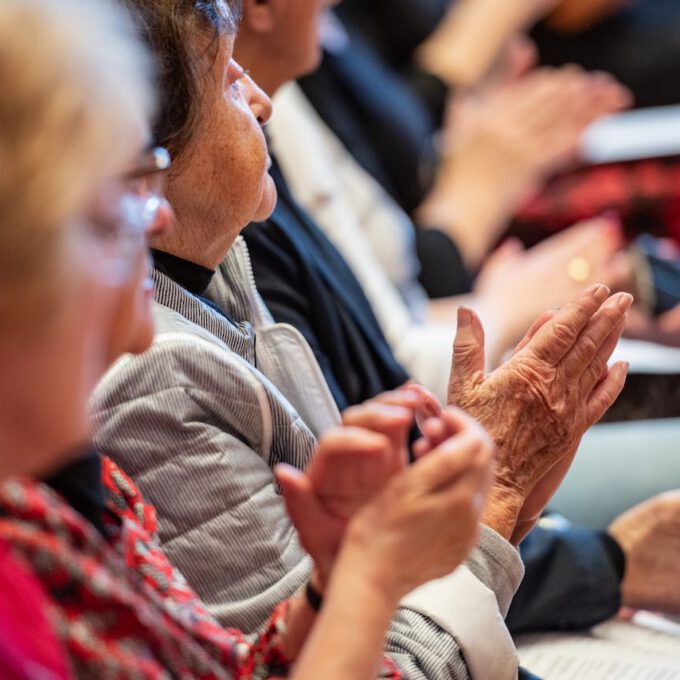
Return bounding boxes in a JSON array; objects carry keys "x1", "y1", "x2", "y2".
[{"x1": 91, "y1": 241, "x2": 481, "y2": 679}]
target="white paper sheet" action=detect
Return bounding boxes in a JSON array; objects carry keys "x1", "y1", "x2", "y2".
[
  {"x1": 581, "y1": 106, "x2": 680, "y2": 164},
  {"x1": 610, "y1": 338, "x2": 680, "y2": 374},
  {"x1": 517, "y1": 613, "x2": 680, "y2": 679}
]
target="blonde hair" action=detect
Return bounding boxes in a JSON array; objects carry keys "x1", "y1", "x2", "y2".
[{"x1": 0, "y1": 0, "x2": 155, "y2": 331}]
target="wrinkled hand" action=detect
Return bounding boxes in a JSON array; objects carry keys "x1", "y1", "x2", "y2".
[
  {"x1": 609, "y1": 491, "x2": 680, "y2": 615},
  {"x1": 448, "y1": 285, "x2": 631, "y2": 541},
  {"x1": 276, "y1": 386, "x2": 440, "y2": 586},
  {"x1": 475, "y1": 217, "x2": 626, "y2": 354},
  {"x1": 340, "y1": 408, "x2": 494, "y2": 602}
]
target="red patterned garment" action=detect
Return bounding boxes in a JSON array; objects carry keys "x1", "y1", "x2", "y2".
[
  {"x1": 511, "y1": 158, "x2": 680, "y2": 247},
  {"x1": 0, "y1": 457, "x2": 403, "y2": 679},
  {"x1": 0, "y1": 538, "x2": 70, "y2": 679}
]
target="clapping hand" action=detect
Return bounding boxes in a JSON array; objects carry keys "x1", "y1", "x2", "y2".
[
  {"x1": 448, "y1": 285, "x2": 631, "y2": 542},
  {"x1": 276, "y1": 385, "x2": 442, "y2": 586}
]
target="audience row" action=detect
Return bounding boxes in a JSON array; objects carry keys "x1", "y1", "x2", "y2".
[{"x1": 0, "y1": 0, "x2": 678, "y2": 678}]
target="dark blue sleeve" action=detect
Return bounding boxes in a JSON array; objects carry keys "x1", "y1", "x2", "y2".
[
  {"x1": 634, "y1": 234, "x2": 680, "y2": 315},
  {"x1": 507, "y1": 518, "x2": 624, "y2": 634},
  {"x1": 337, "y1": 0, "x2": 449, "y2": 66}
]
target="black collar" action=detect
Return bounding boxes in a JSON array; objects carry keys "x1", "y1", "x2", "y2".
[
  {"x1": 44, "y1": 448, "x2": 108, "y2": 537},
  {"x1": 152, "y1": 249, "x2": 216, "y2": 296}
]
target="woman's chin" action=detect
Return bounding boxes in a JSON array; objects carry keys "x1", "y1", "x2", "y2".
[
  {"x1": 251, "y1": 175, "x2": 278, "y2": 222},
  {"x1": 129, "y1": 293, "x2": 156, "y2": 355},
  {"x1": 129, "y1": 323, "x2": 155, "y2": 356}
]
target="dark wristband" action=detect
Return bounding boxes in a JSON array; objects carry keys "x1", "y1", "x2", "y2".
[
  {"x1": 305, "y1": 581, "x2": 324, "y2": 612},
  {"x1": 600, "y1": 532, "x2": 626, "y2": 583}
]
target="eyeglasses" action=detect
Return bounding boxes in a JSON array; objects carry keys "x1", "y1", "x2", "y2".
[
  {"x1": 123, "y1": 146, "x2": 172, "y2": 198},
  {"x1": 83, "y1": 146, "x2": 172, "y2": 282}
]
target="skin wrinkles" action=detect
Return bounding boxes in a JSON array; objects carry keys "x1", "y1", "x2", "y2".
[{"x1": 155, "y1": 32, "x2": 275, "y2": 269}]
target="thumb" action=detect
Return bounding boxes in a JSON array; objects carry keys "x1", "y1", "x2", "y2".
[
  {"x1": 450, "y1": 307, "x2": 486, "y2": 397},
  {"x1": 487, "y1": 237, "x2": 524, "y2": 267},
  {"x1": 412, "y1": 429, "x2": 485, "y2": 494},
  {"x1": 505, "y1": 35, "x2": 538, "y2": 82},
  {"x1": 275, "y1": 464, "x2": 322, "y2": 533}
]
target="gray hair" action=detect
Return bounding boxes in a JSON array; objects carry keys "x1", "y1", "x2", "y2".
[{"x1": 0, "y1": 0, "x2": 155, "y2": 331}]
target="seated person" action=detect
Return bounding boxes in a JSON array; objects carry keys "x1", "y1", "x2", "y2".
[
  {"x1": 266, "y1": 65, "x2": 679, "y2": 396},
  {"x1": 299, "y1": 7, "x2": 629, "y2": 278},
  {"x1": 91, "y1": 0, "x2": 657, "y2": 677},
  {"x1": 266, "y1": 77, "x2": 630, "y2": 391},
  {"x1": 0, "y1": 1, "x2": 494, "y2": 677},
  {"x1": 233, "y1": 0, "x2": 680, "y2": 634},
  {"x1": 0, "y1": 2, "x2": 109, "y2": 677},
  {"x1": 305, "y1": 3, "x2": 680, "y2": 326}
]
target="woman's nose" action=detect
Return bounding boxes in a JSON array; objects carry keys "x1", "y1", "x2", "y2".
[
  {"x1": 147, "y1": 196, "x2": 175, "y2": 238},
  {"x1": 244, "y1": 75, "x2": 273, "y2": 127}
]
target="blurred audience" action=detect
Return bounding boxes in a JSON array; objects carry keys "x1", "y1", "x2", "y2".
[
  {"x1": 236, "y1": 0, "x2": 680, "y2": 640},
  {"x1": 87, "y1": 0, "x2": 663, "y2": 678},
  {"x1": 339, "y1": 0, "x2": 680, "y2": 109},
  {"x1": 1, "y1": 0, "x2": 679, "y2": 677},
  {"x1": 0, "y1": 0, "x2": 496, "y2": 677},
  {"x1": 535, "y1": 0, "x2": 680, "y2": 108},
  {"x1": 291, "y1": 5, "x2": 680, "y2": 357}
]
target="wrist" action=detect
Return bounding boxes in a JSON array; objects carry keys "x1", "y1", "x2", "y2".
[
  {"x1": 339, "y1": 522, "x2": 408, "y2": 605},
  {"x1": 481, "y1": 482, "x2": 525, "y2": 543},
  {"x1": 510, "y1": 518, "x2": 537, "y2": 546},
  {"x1": 421, "y1": 167, "x2": 514, "y2": 269},
  {"x1": 417, "y1": 0, "x2": 542, "y2": 87},
  {"x1": 331, "y1": 541, "x2": 404, "y2": 616},
  {"x1": 309, "y1": 566, "x2": 327, "y2": 595}
]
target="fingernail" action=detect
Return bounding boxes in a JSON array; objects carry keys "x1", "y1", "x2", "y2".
[
  {"x1": 458, "y1": 306, "x2": 472, "y2": 328},
  {"x1": 275, "y1": 463, "x2": 303, "y2": 478},
  {"x1": 586, "y1": 284, "x2": 610, "y2": 299},
  {"x1": 616, "y1": 293, "x2": 634, "y2": 311},
  {"x1": 615, "y1": 361, "x2": 630, "y2": 377}
]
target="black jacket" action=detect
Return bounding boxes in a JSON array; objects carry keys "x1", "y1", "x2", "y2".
[
  {"x1": 299, "y1": 33, "x2": 438, "y2": 216},
  {"x1": 243, "y1": 160, "x2": 410, "y2": 411}
]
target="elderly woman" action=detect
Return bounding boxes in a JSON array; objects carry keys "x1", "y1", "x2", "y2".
[
  {"x1": 0, "y1": 0, "x2": 149, "y2": 674},
  {"x1": 91, "y1": 0, "x2": 636, "y2": 678},
  {"x1": 0, "y1": 0, "x2": 496, "y2": 677}
]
